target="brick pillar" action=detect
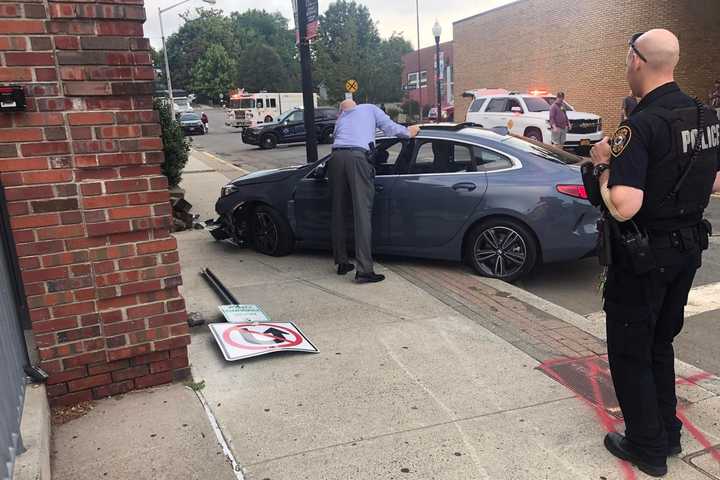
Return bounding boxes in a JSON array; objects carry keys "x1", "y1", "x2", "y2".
[{"x1": 0, "y1": 1, "x2": 191, "y2": 406}]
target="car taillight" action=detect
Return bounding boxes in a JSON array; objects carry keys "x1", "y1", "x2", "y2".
[{"x1": 556, "y1": 184, "x2": 588, "y2": 200}]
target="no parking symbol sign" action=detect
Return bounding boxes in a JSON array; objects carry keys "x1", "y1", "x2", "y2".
[{"x1": 209, "y1": 322, "x2": 319, "y2": 361}]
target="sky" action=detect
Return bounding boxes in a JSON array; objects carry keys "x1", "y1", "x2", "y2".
[{"x1": 144, "y1": 0, "x2": 518, "y2": 50}]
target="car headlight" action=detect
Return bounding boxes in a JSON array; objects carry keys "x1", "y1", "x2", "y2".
[{"x1": 221, "y1": 184, "x2": 238, "y2": 197}]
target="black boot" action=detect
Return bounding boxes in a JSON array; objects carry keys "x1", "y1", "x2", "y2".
[
  {"x1": 337, "y1": 263, "x2": 355, "y2": 275},
  {"x1": 604, "y1": 433, "x2": 667, "y2": 477}
]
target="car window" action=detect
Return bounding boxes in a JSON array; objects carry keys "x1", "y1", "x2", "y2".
[
  {"x1": 504, "y1": 98, "x2": 523, "y2": 113},
  {"x1": 411, "y1": 140, "x2": 476, "y2": 174},
  {"x1": 543, "y1": 97, "x2": 575, "y2": 111},
  {"x1": 180, "y1": 113, "x2": 200, "y2": 121},
  {"x1": 468, "y1": 98, "x2": 486, "y2": 113},
  {"x1": 286, "y1": 111, "x2": 303, "y2": 123},
  {"x1": 240, "y1": 99, "x2": 255, "y2": 108},
  {"x1": 485, "y1": 98, "x2": 507, "y2": 113},
  {"x1": 257, "y1": 99, "x2": 264, "y2": 108},
  {"x1": 473, "y1": 147, "x2": 513, "y2": 172},
  {"x1": 524, "y1": 97, "x2": 551, "y2": 112},
  {"x1": 269, "y1": 98, "x2": 277, "y2": 108}
]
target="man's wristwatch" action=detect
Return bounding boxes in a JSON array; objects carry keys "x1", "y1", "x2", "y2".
[{"x1": 593, "y1": 163, "x2": 610, "y2": 178}]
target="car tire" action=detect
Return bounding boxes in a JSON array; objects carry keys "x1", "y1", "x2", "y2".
[
  {"x1": 249, "y1": 205, "x2": 294, "y2": 257},
  {"x1": 524, "y1": 128, "x2": 543, "y2": 142},
  {"x1": 465, "y1": 218, "x2": 538, "y2": 282},
  {"x1": 264, "y1": 115, "x2": 273, "y2": 123},
  {"x1": 260, "y1": 134, "x2": 278, "y2": 149},
  {"x1": 321, "y1": 127, "x2": 334, "y2": 144}
]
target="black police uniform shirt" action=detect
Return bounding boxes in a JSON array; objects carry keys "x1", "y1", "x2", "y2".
[{"x1": 607, "y1": 82, "x2": 720, "y2": 227}]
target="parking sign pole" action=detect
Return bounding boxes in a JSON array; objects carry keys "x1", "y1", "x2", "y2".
[{"x1": 297, "y1": 0, "x2": 318, "y2": 164}]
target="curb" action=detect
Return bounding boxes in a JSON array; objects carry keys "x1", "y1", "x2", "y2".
[
  {"x1": 475, "y1": 276, "x2": 720, "y2": 396},
  {"x1": 13, "y1": 383, "x2": 51, "y2": 480},
  {"x1": 190, "y1": 148, "x2": 249, "y2": 176}
]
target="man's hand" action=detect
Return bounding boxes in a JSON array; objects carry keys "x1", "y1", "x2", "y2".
[
  {"x1": 407, "y1": 125, "x2": 421, "y2": 138},
  {"x1": 590, "y1": 136, "x2": 611, "y2": 166}
]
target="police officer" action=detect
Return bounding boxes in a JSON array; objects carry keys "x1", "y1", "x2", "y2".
[{"x1": 589, "y1": 29, "x2": 720, "y2": 477}]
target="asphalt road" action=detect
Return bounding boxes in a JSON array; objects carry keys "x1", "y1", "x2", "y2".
[{"x1": 190, "y1": 107, "x2": 720, "y2": 375}]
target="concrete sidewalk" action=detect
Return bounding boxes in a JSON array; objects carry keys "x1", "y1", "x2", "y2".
[{"x1": 174, "y1": 150, "x2": 720, "y2": 480}]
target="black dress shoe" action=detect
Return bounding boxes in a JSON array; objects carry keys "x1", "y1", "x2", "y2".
[
  {"x1": 604, "y1": 433, "x2": 667, "y2": 477},
  {"x1": 355, "y1": 272, "x2": 385, "y2": 283},
  {"x1": 667, "y1": 444, "x2": 682, "y2": 456},
  {"x1": 337, "y1": 263, "x2": 355, "y2": 275}
]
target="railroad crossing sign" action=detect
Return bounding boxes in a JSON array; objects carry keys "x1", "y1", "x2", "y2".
[
  {"x1": 345, "y1": 79, "x2": 359, "y2": 93},
  {"x1": 209, "y1": 322, "x2": 319, "y2": 361}
]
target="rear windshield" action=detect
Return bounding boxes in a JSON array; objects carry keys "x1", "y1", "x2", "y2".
[
  {"x1": 502, "y1": 135, "x2": 584, "y2": 165},
  {"x1": 180, "y1": 113, "x2": 200, "y2": 121}
]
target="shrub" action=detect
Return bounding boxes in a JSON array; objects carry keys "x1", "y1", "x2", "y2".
[{"x1": 153, "y1": 98, "x2": 190, "y2": 188}]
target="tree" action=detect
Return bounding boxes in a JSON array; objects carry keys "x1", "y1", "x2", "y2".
[
  {"x1": 165, "y1": 8, "x2": 233, "y2": 90},
  {"x1": 236, "y1": 43, "x2": 288, "y2": 92},
  {"x1": 191, "y1": 44, "x2": 236, "y2": 101},
  {"x1": 313, "y1": 1, "x2": 380, "y2": 102},
  {"x1": 368, "y1": 34, "x2": 413, "y2": 103},
  {"x1": 153, "y1": 98, "x2": 190, "y2": 188}
]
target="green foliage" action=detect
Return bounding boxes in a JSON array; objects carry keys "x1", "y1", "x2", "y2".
[
  {"x1": 164, "y1": 3, "x2": 409, "y2": 104},
  {"x1": 153, "y1": 98, "x2": 190, "y2": 188},
  {"x1": 191, "y1": 44, "x2": 236, "y2": 101}
]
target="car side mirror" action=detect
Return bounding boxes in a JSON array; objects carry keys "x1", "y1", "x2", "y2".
[
  {"x1": 311, "y1": 162, "x2": 327, "y2": 179},
  {"x1": 511, "y1": 106, "x2": 523, "y2": 114}
]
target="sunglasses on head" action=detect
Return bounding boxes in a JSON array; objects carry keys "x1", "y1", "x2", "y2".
[{"x1": 629, "y1": 32, "x2": 647, "y2": 62}]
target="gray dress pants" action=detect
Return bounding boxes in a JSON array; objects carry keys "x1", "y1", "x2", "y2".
[{"x1": 328, "y1": 149, "x2": 375, "y2": 274}]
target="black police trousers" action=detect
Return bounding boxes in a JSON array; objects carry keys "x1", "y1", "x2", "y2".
[{"x1": 604, "y1": 243, "x2": 701, "y2": 460}]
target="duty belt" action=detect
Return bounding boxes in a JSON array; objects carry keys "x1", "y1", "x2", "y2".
[{"x1": 648, "y1": 225, "x2": 702, "y2": 250}]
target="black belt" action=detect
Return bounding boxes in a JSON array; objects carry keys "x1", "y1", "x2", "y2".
[
  {"x1": 648, "y1": 225, "x2": 701, "y2": 249},
  {"x1": 332, "y1": 147, "x2": 369, "y2": 153}
]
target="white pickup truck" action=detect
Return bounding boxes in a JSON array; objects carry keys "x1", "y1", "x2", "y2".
[{"x1": 464, "y1": 89, "x2": 603, "y2": 151}]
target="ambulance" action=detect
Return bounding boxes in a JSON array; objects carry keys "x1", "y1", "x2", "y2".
[{"x1": 224, "y1": 90, "x2": 317, "y2": 129}]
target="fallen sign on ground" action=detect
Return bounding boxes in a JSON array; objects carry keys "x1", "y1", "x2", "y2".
[
  {"x1": 209, "y1": 322, "x2": 319, "y2": 361},
  {"x1": 219, "y1": 304, "x2": 271, "y2": 323}
]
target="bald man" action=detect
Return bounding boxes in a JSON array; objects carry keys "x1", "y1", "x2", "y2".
[
  {"x1": 329, "y1": 100, "x2": 420, "y2": 283},
  {"x1": 589, "y1": 29, "x2": 720, "y2": 477}
]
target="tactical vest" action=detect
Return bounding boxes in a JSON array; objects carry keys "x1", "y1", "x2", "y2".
[{"x1": 634, "y1": 104, "x2": 720, "y2": 231}]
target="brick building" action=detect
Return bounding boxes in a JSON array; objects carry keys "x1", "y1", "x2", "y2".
[
  {"x1": 453, "y1": 0, "x2": 720, "y2": 130},
  {"x1": 402, "y1": 41, "x2": 453, "y2": 116},
  {"x1": 0, "y1": 0, "x2": 190, "y2": 407}
]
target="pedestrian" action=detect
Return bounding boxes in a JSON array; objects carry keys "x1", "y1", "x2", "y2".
[
  {"x1": 549, "y1": 92, "x2": 571, "y2": 147},
  {"x1": 588, "y1": 29, "x2": 720, "y2": 477},
  {"x1": 201, "y1": 112, "x2": 209, "y2": 133},
  {"x1": 329, "y1": 99, "x2": 420, "y2": 283},
  {"x1": 710, "y1": 79, "x2": 720, "y2": 120},
  {"x1": 622, "y1": 90, "x2": 638, "y2": 120}
]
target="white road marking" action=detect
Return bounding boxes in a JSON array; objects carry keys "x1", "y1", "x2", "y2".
[{"x1": 585, "y1": 281, "x2": 720, "y2": 322}]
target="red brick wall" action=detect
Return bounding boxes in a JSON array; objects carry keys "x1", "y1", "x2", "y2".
[
  {"x1": 402, "y1": 41, "x2": 453, "y2": 110},
  {"x1": 453, "y1": 0, "x2": 720, "y2": 130},
  {"x1": 0, "y1": 0, "x2": 190, "y2": 406}
]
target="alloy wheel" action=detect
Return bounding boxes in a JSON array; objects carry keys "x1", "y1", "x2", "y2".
[
  {"x1": 253, "y1": 211, "x2": 279, "y2": 253},
  {"x1": 472, "y1": 226, "x2": 527, "y2": 278}
]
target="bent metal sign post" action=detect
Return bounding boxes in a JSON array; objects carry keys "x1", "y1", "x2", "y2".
[{"x1": 209, "y1": 322, "x2": 319, "y2": 361}]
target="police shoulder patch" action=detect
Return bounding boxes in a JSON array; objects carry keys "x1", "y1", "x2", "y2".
[{"x1": 611, "y1": 126, "x2": 632, "y2": 157}]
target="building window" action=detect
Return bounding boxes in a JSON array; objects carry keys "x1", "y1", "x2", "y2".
[
  {"x1": 407, "y1": 72, "x2": 418, "y2": 90},
  {"x1": 419, "y1": 71, "x2": 428, "y2": 87}
]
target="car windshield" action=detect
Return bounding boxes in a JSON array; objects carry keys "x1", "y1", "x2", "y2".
[
  {"x1": 523, "y1": 97, "x2": 551, "y2": 112},
  {"x1": 543, "y1": 97, "x2": 574, "y2": 111},
  {"x1": 279, "y1": 110, "x2": 302, "y2": 123},
  {"x1": 502, "y1": 135, "x2": 584, "y2": 165},
  {"x1": 174, "y1": 98, "x2": 189, "y2": 107},
  {"x1": 180, "y1": 113, "x2": 200, "y2": 121}
]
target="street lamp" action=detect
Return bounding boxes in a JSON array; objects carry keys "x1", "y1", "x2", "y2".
[
  {"x1": 158, "y1": 0, "x2": 216, "y2": 118},
  {"x1": 432, "y1": 20, "x2": 442, "y2": 123}
]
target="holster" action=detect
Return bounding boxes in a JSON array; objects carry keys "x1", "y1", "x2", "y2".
[
  {"x1": 700, "y1": 219, "x2": 713, "y2": 250},
  {"x1": 597, "y1": 213, "x2": 613, "y2": 266}
]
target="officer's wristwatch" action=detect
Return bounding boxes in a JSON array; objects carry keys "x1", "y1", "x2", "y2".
[{"x1": 593, "y1": 163, "x2": 610, "y2": 178}]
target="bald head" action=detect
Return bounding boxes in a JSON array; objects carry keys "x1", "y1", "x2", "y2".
[
  {"x1": 339, "y1": 99, "x2": 357, "y2": 112},
  {"x1": 635, "y1": 29, "x2": 680, "y2": 73}
]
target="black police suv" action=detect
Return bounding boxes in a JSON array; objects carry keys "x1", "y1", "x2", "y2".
[{"x1": 241, "y1": 107, "x2": 338, "y2": 149}]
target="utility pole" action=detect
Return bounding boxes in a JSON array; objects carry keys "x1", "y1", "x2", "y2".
[
  {"x1": 297, "y1": 0, "x2": 318, "y2": 163},
  {"x1": 415, "y1": 0, "x2": 421, "y2": 122},
  {"x1": 433, "y1": 21, "x2": 442, "y2": 123}
]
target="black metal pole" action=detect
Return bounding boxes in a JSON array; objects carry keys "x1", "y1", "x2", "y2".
[
  {"x1": 435, "y1": 35, "x2": 441, "y2": 123},
  {"x1": 415, "y1": 0, "x2": 421, "y2": 122},
  {"x1": 297, "y1": 0, "x2": 318, "y2": 163}
]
